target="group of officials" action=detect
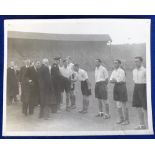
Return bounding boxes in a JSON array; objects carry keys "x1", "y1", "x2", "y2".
[{"x1": 7, "y1": 56, "x2": 147, "y2": 130}]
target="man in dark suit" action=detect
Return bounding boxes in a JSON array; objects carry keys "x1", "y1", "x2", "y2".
[
  {"x1": 19, "y1": 59, "x2": 31, "y2": 116},
  {"x1": 23, "y1": 61, "x2": 41, "y2": 115},
  {"x1": 39, "y1": 58, "x2": 52, "y2": 119},
  {"x1": 7, "y1": 61, "x2": 19, "y2": 105},
  {"x1": 51, "y1": 57, "x2": 63, "y2": 112}
]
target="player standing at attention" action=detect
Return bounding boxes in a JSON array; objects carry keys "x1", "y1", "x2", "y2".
[
  {"x1": 110, "y1": 59, "x2": 129, "y2": 125},
  {"x1": 132, "y1": 57, "x2": 147, "y2": 129},
  {"x1": 95, "y1": 59, "x2": 110, "y2": 119}
]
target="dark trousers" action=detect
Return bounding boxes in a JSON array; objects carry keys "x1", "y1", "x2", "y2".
[
  {"x1": 70, "y1": 90, "x2": 76, "y2": 106},
  {"x1": 50, "y1": 104, "x2": 58, "y2": 113},
  {"x1": 7, "y1": 95, "x2": 17, "y2": 105},
  {"x1": 22, "y1": 101, "x2": 34, "y2": 115},
  {"x1": 39, "y1": 104, "x2": 50, "y2": 119}
]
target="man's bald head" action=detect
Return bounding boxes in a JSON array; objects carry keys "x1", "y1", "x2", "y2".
[
  {"x1": 42, "y1": 58, "x2": 49, "y2": 66},
  {"x1": 25, "y1": 59, "x2": 31, "y2": 67}
]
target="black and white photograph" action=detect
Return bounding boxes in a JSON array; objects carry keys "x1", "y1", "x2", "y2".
[{"x1": 3, "y1": 19, "x2": 153, "y2": 136}]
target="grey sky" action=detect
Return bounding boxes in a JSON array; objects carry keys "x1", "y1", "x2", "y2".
[{"x1": 6, "y1": 19, "x2": 150, "y2": 44}]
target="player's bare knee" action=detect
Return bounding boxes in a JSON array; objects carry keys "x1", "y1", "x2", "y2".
[{"x1": 116, "y1": 101, "x2": 122, "y2": 108}]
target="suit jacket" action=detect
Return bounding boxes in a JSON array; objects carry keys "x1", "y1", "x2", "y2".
[
  {"x1": 24, "y1": 66, "x2": 40, "y2": 96},
  {"x1": 51, "y1": 63, "x2": 63, "y2": 90}
]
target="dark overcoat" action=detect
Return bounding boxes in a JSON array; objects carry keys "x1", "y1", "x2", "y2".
[
  {"x1": 19, "y1": 66, "x2": 30, "y2": 103},
  {"x1": 38, "y1": 64, "x2": 52, "y2": 106},
  {"x1": 24, "y1": 66, "x2": 40, "y2": 106},
  {"x1": 7, "y1": 67, "x2": 19, "y2": 98},
  {"x1": 51, "y1": 63, "x2": 62, "y2": 105}
]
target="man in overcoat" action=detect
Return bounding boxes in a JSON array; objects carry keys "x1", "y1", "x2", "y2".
[
  {"x1": 7, "y1": 61, "x2": 19, "y2": 105},
  {"x1": 39, "y1": 58, "x2": 52, "y2": 119},
  {"x1": 19, "y1": 59, "x2": 31, "y2": 115},
  {"x1": 23, "y1": 61, "x2": 40, "y2": 115}
]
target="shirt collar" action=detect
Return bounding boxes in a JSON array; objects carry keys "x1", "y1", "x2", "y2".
[
  {"x1": 96, "y1": 65, "x2": 102, "y2": 69},
  {"x1": 136, "y1": 66, "x2": 144, "y2": 71},
  {"x1": 115, "y1": 67, "x2": 121, "y2": 71}
]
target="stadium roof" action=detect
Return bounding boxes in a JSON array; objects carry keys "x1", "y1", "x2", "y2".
[{"x1": 8, "y1": 31, "x2": 112, "y2": 42}]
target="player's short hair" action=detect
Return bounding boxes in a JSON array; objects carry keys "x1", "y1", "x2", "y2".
[
  {"x1": 67, "y1": 56, "x2": 71, "y2": 60},
  {"x1": 54, "y1": 56, "x2": 61, "y2": 61},
  {"x1": 74, "y1": 64, "x2": 79, "y2": 68},
  {"x1": 135, "y1": 56, "x2": 143, "y2": 62},
  {"x1": 63, "y1": 59, "x2": 67, "y2": 63},
  {"x1": 96, "y1": 59, "x2": 102, "y2": 63},
  {"x1": 114, "y1": 59, "x2": 121, "y2": 64}
]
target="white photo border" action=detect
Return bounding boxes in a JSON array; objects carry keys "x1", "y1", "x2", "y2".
[{"x1": 2, "y1": 18, "x2": 154, "y2": 136}]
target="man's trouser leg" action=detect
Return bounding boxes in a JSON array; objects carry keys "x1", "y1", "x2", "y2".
[
  {"x1": 7, "y1": 96, "x2": 13, "y2": 105},
  {"x1": 29, "y1": 101, "x2": 34, "y2": 115},
  {"x1": 22, "y1": 101, "x2": 28, "y2": 115},
  {"x1": 66, "y1": 91, "x2": 70, "y2": 111},
  {"x1": 39, "y1": 104, "x2": 44, "y2": 118},
  {"x1": 70, "y1": 90, "x2": 76, "y2": 108},
  {"x1": 56, "y1": 90, "x2": 61, "y2": 111},
  {"x1": 44, "y1": 104, "x2": 50, "y2": 119}
]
